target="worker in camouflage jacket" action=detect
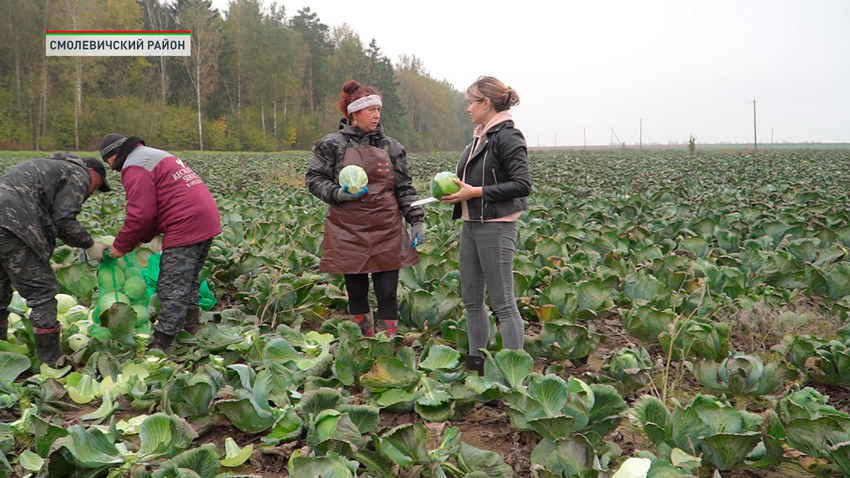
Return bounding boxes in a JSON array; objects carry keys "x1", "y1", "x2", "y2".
[{"x1": 0, "y1": 152, "x2": 111, "y2": 367}]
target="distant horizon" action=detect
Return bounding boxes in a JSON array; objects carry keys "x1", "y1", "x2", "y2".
[
  {"x1": 528, "y1": 141, "x2": 850, "y2": 152},
  {"x1": 532, "y1": 140, "x2": 850, "y2": 147},
  {"x1": 2, "y1": 141, "x2": 849, "y2": 156}
]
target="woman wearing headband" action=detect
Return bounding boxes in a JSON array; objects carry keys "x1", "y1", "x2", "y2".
[
  {"x1": 441, "y1": 76, "x2": 531, "y2": 375},
  {"x1": 306, "y1": 80, "x2": 425, "y2": 337}
]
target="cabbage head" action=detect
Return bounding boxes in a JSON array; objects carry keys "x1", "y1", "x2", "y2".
[
  {"x1": 430, "y1": 171, "x2": 461, "y2": 199},
  {"x1": 98, "y1": 267, "x2": 125, "y2": 292},
  {"x1": 59, "y1": 304, "x2": 90, "y2": 329},
  {"x1": 98, "y1": 292, "x2": 131, "y2": 314},
  {"x1": 339, "y1": 165, "x2": 368, "y2": 194},
  {"x1": 68, "y1": 333, "x2": 90, "y2": 352},
  {"x1": 55, "y1": 294, "x2": 78, "y2": 315},
  {"x1": 124, "y1": 276, "x2": 147, "y2": 302}
]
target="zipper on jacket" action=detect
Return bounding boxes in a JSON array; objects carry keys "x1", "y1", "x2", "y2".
[{"x1": 480, "y1": 148, "x2": 488, "y2": 222}]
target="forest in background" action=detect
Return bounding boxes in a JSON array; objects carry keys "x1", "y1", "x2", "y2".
[{"x1": 0, "y1": 0, "x2": 474, "y2": 152}]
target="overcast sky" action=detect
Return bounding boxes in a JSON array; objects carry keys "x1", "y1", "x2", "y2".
[{"x1": 211, "y1": 0, "x2": 849, "y2": 146}]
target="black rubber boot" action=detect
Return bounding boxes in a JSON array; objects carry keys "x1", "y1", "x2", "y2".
[
  {"x1": 183, "y1": 307, "x2": 201, "y2": 334},
  {"x1": 34, "y1": 330, "x2": 66, "y2": 368},
  {"x1": 149, "y1": 330, "x2": 175, "y2": 358},
  {"x1": 0, "y1": 319, "x2": 7, "y2": 341},
  {"x1": 465, "y1": 355, "x2": 485, "y2": 377}
]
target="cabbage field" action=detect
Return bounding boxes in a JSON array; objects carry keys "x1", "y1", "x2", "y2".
[{"x1": 2, "y1": 148, "x2": 850, "y2": 477}]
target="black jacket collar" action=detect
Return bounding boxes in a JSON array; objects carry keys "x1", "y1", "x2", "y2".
[{"x1": 469, "y1": 120, "x2": 514, "y2": 159}]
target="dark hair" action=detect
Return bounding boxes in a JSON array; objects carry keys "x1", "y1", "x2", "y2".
[
  {"x1": 465, "y1": 76, "x2": 520, "y2": 112},
  {"x1": 338, "y1": 80, "x2": 382, "y2": 119}
]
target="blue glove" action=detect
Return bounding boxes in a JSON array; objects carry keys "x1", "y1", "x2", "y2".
[
  {"x1": 410, "y1": 222, "x2": 425, "y2": 248},
  {"x1": 336, "y1": 185, "x2": 368, "y2": 202}
]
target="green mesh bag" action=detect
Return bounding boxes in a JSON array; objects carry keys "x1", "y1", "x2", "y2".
[
  {"x1": 198, "y1": 281, "x2": 216, "y2": 311},
  {"x1": 143, "y1": 253, "x2": 160, "y2": 297},
  {"x1": 142, "y1": 253, "x2": 217, "y2": 311},
  {"x1": 92, "y1": 251, "x2": 152, "y2": 337}
]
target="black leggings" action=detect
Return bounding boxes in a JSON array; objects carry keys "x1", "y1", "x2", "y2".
[{"x1": 344, "y1": 270, "x2": 399, "y2": 320}]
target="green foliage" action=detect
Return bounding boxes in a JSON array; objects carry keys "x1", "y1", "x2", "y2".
[
  {"x1": 5, "y1": 149, "x2": 850, "y2": 477},
  {"x1": 288, "y1": 451, "x2": 358, "y2": 478},
  {"x1": 621, "y1": 306, "x2": 677, "y2": 343},
  {"x1": 359, "y1": 344, "x2": 462, "y2": 421},
  {"x1": 772, "y1": 386, "x2": 850, "y2": 475},
  {"x1": 631, "y1": 394, "x2": 765, "y2": 471},
  {"x1": 600, "y1": 346, "x2": 655, "y2": 394},
  {"x1": 525, "y1": 320, "x2": 603, "y2": 366},
  {"x1": 774, "y1": 334, "x2": 850, "y2": 386},
  {"x1": 467, "y1": 349, "x2": 627, "y2": 447},
  {"x1": 215, "y1": 367, "x2": 280, "y2": 433},
  {"x1": 371, "y1": 423, "x2": 510, "y2": 477},
  {"x1": 659, "y1": 316, "x2": 730, "y2": 361},
  {"x1": 529, "y1": 434, "x2": 606, "y2": 478},
  {"x1": 689, "y1": 353, "x2": 796, "y2": 396}
]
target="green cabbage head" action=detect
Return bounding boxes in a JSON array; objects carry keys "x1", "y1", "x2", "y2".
[
  {"x1": 339, "y1": 165, "x2": 368, "y2": 194},
  {"x1": 431, "y1": 171, "x2": 461, "y2": 198}
]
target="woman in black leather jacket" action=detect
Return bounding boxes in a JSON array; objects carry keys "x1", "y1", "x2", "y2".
[{"x1": 441, "y1": 76, "x2": 531, "y2": 375}]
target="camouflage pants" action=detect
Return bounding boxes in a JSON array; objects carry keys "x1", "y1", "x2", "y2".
[
  {"x1": 0, "y1": 228, "x2": 59, "y2": 329},
  {"x1": 155, "y1": 239, "x2": 212, "y2": 337}
]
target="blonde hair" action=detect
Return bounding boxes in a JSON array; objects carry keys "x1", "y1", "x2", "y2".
[{"x1": 466, "y1": 76, "x2": 520, "y2": 112}]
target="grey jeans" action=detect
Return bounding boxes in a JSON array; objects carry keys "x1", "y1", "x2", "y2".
[{"x1": 459, "y1": 221, "x2": 525, "y2": 356}]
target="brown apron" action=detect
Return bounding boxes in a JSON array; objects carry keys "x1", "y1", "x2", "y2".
[{"x1": 320, "y1": 146, "x2": 419, "y2": 274}]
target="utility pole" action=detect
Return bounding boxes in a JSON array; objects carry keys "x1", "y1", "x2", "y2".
[
  {"x1": 583, "y1": 127, "x2": 586, "y2": 151},
  {"x1": 639, "y1": 118, "x2": 643, "y2": 150},
  {"x1": 753, "y1": 97, "x2": 758, "y2": 151},
  {"x1": 611, "y1": 128, "x2": 623, "y2": 148}
]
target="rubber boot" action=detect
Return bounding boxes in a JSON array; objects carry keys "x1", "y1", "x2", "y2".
[
  {"x1": 465, "y1": 355, "x2": 485, "y2": 377},
  {"x1": 0, "y1": 319, "x2": 7, "y2": 341},
  {"x1": 149, "y1": 330, "x2": 175, "y2": 358},
  {"x1": 183, "y1": 307, "x2": 201, "y2": 334},
  {"x1": 34, "y1": 329, "x2": 66, "y2": 368},
  {"x1": 351, "y1": 313, "x2": 374, "y2": 337},
  {"x1": 377, "y1": 319, "x2": 397, "y2": 337}
]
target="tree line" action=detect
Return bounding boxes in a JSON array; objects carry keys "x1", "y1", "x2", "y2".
[{"x1": 0, "y1": 0, "x2": 474, "y2": 152}]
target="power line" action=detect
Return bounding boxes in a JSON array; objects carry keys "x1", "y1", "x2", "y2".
[
  {"x1": 755, "y1": 87, "x2": 850, "y2": 103},
  {"x1": 642, "y1": 102, "x2": 750, "y2": 122}
]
